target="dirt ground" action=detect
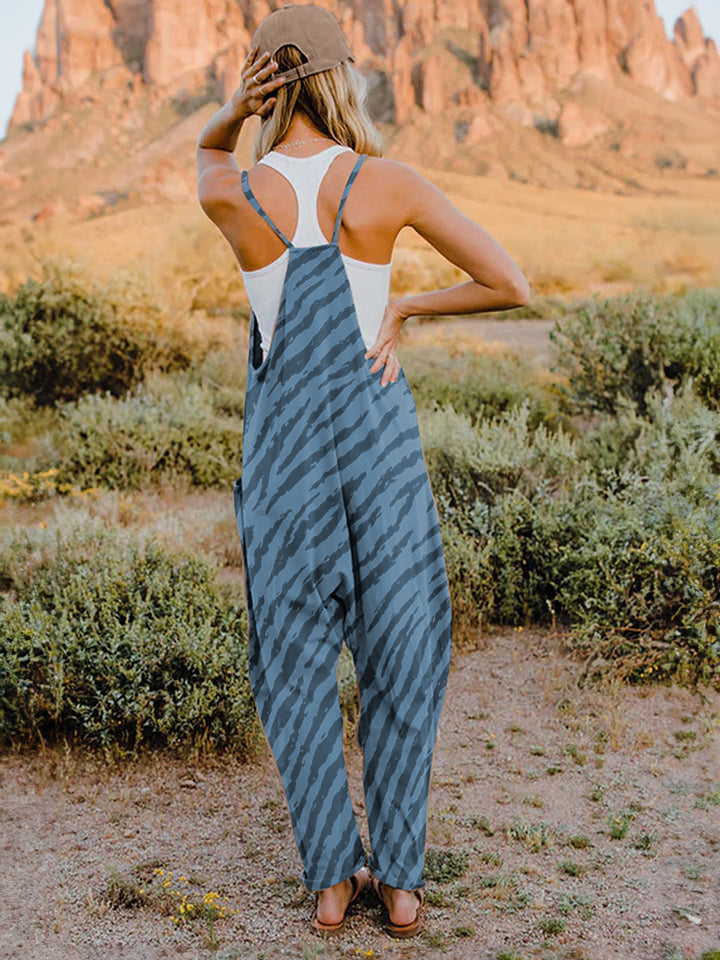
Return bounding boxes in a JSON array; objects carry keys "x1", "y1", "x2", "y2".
[{"x1": 1, "y1": 627, "x2": 718, "y2": 960}]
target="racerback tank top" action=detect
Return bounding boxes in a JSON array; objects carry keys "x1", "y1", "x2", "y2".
[{"x1": 239, "y1": 144, "x2": 392, "y2": 361}]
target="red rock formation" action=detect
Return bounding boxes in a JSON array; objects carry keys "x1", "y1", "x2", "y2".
[
  {"x1": 390, "y1": 35, "x2": 415, "y2": 126},
  {"x1": 478, "y1": 0, "x2": 698, "y2": 107},
  {"x1": 107, "y1": 0, "x2": 154, "y2": 72},
  {"x1": 615, "y1": 0, "x2": 693, "y2": 101},
  {"x1": 10, "y1": 51, "x2": 52, "y2": 128},
  {"x1": 35, "y1": 0, "x2": 61, "y2": 86},
  {"x1": 59, "y1": 0, "x2": 125, "y2": 87},
  {"x1": 7, "y1": 0, "x2": 720, "y2": 139},
  {"x1": 10, "y1": 0, "x2": 130, "y2": 128},
  {"x1": 557, "y1": 100, "x2": 610, "y2": 146},
  {"x1": 413, "y1": 52, "x2": 446, "y2": 115},
  {"x1": 145, "y1": 0, "x2": 249, "y2": 89},
  {"x1": 675, "y1": 8, "x2": 720, "y2": 99},
  {"x1": 674, "y1": 5, "x2": 706, "y2": 67}
]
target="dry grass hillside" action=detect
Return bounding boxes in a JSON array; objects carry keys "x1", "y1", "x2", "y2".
[{"x1": 1, "y1": 67, "x2": 719, "y2": 311}]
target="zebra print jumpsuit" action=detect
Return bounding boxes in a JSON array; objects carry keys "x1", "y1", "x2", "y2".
[{"x1": 234, "y1": 153, "x2": 453, "y2": 891}]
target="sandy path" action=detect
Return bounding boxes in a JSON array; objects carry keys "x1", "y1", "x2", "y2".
[{"x1": 1, "y1": 627, "x2": 718, "y2": 960}]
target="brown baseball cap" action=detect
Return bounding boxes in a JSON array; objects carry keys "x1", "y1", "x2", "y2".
[{"x1": 250, "y1": 3, "x2": 355, "y2": 85}]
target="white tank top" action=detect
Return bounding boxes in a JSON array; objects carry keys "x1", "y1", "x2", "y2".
[{"x1": 240, "y1": 145, "x2": 392, "y2": 361}]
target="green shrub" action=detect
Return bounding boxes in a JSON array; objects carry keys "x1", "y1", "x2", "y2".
[
  {"x1": 0, "y1": 523, "x2": 260, "y2": 759},
  {"x1": 0, "y1": 260, "x2": 199, "y2": 407},
  {"x1": 53, "y1": 379, "x2": 242, "y2": 490},
  {"x1": 439, "y1": 522, "x2": 492, "y2": 645},
  {"x1": 420, "y1": 401, "x2": 588, "y2": 515},
  {"x1": 438, "y1": 479, "x2": 720, "y2": 689},
  {"x1": 442, "y1": 487, "x2": 584, "y2": 629},
  {"x1": 577, "y1": 383, "x2": 720, "y2": 494},
  {"x1": 424, "y1": 848, "x2": 470, "y2": 883},
  {"x1": 562, "y1": 482, "x2": 720, "y2": 689},
  {"x1": 549, "y1": 287, "x2": 720, "y2": 416},
  {"x1": 424, "y1": 404, "x2": 589, "y2": 628},
  {"x1": 404, "y1": 347, "x2": 564, "y2": 430},
  {"x1": 0, "y1": 394, "x2": 59, "y2": 473},
  {"x1": 423, "y1": 396, "x2": 720, "y2": 689}
]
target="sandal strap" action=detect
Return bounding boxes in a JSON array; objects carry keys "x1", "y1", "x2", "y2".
[
  {"x1": 311, "y1": 872, "x2": 363, "y2": 931},
  {"x1": 377, "y1": 879, "x2": 423, "y2": 900},
  {"x1": 348, "y1": 872, "x2": 359, "y2": 902}
]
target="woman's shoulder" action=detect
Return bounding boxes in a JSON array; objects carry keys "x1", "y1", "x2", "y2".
[
  {"x1": 352, "y1": 153, "x2": 424, "y2": 192},
  {"x1": 355, "y1": 152, "x2": 412, "y2": 173}
]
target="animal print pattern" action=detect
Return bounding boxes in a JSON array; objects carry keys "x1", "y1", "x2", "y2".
[{"x1": 234, "y1": 153, "x2": 452, "y2": 891}]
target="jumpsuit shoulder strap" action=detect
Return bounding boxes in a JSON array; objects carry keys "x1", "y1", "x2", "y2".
[
  {"x1": 331, "y1": 154, "x2": 368, "y2": 246},
  {"x1": 241, "y1": 169, "x2": 295, "y2": 249}
]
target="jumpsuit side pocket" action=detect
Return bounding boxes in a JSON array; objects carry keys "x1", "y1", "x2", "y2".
[
  {"x1": 250, "y1": 311, "x2": 264, "y2": 371},
  {"x1": 233, "y1": 477, "x2": 256, "y2": 642}
]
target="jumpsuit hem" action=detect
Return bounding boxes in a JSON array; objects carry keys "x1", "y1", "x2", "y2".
[
  {"x1": 303, "y1": 848, "x2": 369, "y2": 893},
  {"x1": 366, "y1": 857, "x2": 426, "y2": 891}
]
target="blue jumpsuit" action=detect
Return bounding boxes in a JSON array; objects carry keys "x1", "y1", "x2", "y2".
[{"x1": 234, "y1": 153, "x2": 453, "y2": 892}]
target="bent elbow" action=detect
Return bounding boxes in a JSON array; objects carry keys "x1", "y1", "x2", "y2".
[
  {"x1": 197, "y1": 182, "x2": 211, "y2": 215},
  {"x1": 506, "y1": 277, "x2": 531, "y2": 307}
]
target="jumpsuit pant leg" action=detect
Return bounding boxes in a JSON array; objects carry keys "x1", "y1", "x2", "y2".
[
  {"x1": 245, "y1": 555, "x2": 369, "y2": 892},
  {"x1": 241, "y1": 472, "x2": 452, "y2": 894},
  {"x1": 341, "y1": 440, "x2": 453, "y2": 890}
]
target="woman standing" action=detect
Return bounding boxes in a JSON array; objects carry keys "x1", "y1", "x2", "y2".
[{"x1": 196, "y1": 3, "x2": 529, "y2": 939}]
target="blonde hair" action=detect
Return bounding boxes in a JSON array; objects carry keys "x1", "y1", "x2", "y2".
[{"x1": 252, "y1": 43, "x2": 384, "y2": 163}]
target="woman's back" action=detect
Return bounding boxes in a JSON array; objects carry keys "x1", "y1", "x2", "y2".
[
  {"x1": 240, "y1": 144, "x2": 392, "y2": 360},
  {"x1": 202, "y1": 142, "x2": 530, "y2": 359}
]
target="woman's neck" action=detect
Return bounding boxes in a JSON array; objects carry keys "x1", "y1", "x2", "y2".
[{"x1": 274, "y1": 116, "x2": 335, "y2": 154}]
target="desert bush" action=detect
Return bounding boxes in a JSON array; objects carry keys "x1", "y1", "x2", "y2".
[
  {"x1": 554, "y1": 478, "x2": 720, "y2": 689},
  {"x1": 577, "y1": 383, "x2": 720, "y2": 494},
  {"x1": 423, "y1": 398, "x2": 720, "y2": 689},
  {"x1": 439, "y1": 479, "x2": 720, "y2": 689},
  {"x1": 0, "y1": 467, "x2": 98, "y2": 504},
  {"x1": 53, "y1": 378, "x2": 242, "y2": 490},
  {"x1": 0, "y1": 259, "x2": 202, "y2": 407},
  {"x1": 404, "y1": 348, "x2": 564, "y2": 430},
  {"x1": 549, "y1": 287, "x2": 720, "y2": 416},
  {"x1": 0, "y1": 394, "x2": 59, "y2": 473},
  {"x1": 440, "y1": 487, "x2": 580, "y2": 631},
  {"x1": 0, "y1": 523, "x2": 260, "y2": 759},
  {"x1": 184, "y1": 342, "x2": 247, "y2": 420},
  {"x1": 420, "y1": 402, "x2": 587, "y2": 631},
  {"x1": 420, "y1": 400, "x2": 587, "y2": 512}
]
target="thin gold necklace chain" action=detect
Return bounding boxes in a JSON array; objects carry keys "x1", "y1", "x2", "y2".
[{"x1": 274, "y1": 136, "x2": 336, "y2": 150}]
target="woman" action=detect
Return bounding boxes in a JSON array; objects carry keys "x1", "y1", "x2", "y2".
[{"x1": 196, "y1": 3, "x2": 529, "y2": 940}]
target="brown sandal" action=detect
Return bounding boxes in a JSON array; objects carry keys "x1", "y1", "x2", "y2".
[
  {"x1": 310, "y1": 867, "x2": 370, "y2": 936},
  {"x1": 371, "y1": 875, "x2": 425, "y2": 938}
]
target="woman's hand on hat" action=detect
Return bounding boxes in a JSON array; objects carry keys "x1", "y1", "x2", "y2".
[
  {"x1": 233, "y1": 44, "x2": 286, "y2": 119},
  {"x1": 364, "y1": 301, "x2": 408, "y2": 387}
]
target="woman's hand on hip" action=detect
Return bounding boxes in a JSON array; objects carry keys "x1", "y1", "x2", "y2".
[
  {"x1": 364, "y1": 301, "x2": 408, "y2": 387},
  {"x1": 231, "y1": 45, "x2": 286, "y2": 120}
]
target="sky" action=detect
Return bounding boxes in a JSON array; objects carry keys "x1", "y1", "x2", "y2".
[{"x1": 1, "y1": 0, "x2": 720, "y2": 141}]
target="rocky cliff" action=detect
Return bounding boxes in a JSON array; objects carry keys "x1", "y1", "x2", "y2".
[{"x1": 9, "y1": 0, "x2": 720, "y2": 140}]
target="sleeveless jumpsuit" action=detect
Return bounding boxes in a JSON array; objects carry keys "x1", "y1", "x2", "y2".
[{"x1": 234, "y1": 152, "x2": 453, "y2": 893}]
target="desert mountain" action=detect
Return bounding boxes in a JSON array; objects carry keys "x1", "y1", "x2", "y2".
[
  {"x1": 9, "y1": 0, "x2": 720, "y2": 133},
  {"x1": 1, "y1": 0, "x2": 719, "y2": 227}
]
